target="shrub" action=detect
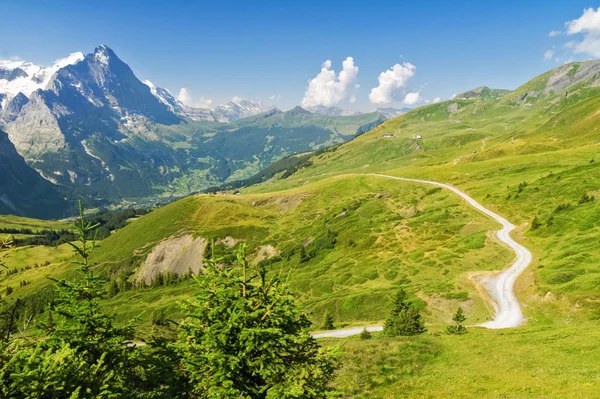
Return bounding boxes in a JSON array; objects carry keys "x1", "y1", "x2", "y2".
[
  {"x1": 530, "y1": 216, "x2": 542, "y2": 231},
  {"x1": 359, "y1": 328, "x2": 372, "y2": 340},
  {"x1": 578, "y1": 193, "x2": 595, "y2": 205},
  {"x1": 322, "y1": 311, "x2": 335, "y2": 330},
  {"x1": 176, "y1": 244, "x2": 339, "y2": 398}
]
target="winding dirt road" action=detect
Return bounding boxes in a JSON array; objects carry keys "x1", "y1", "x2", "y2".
[{"x1": 311, "y1": 174, "x2": 532, "y2": 338}]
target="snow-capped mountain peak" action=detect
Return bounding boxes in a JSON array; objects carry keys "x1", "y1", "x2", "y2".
[
  {"x1": 0, "y1": 51, "x2": 84, "y2": 103},
  {"x1": 55, "y1": 52, "x2": 85, "y2": 68},
  {"x1": 94, "y1": 45, "x2": 111, "y2": 65}
]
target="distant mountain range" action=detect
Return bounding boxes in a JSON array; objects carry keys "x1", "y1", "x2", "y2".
[
  {"x1": 375, "y1": 107, "x2": 413, "y2": 119},
  {"x1": 0, "y1": 45, "x2": 385, "y2": 218},
  {"x1": 142, "y1": 80, "x2": 276, "y2": 123}
]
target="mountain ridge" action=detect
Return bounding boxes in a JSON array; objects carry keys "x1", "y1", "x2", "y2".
[{"x1": 0, "y1": 45, "x2": 385, "y2": 217}]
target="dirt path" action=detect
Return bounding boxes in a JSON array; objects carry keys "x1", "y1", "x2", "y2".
[{"x1": 311, "y1": 174, "x2": 532, "y2": 338}]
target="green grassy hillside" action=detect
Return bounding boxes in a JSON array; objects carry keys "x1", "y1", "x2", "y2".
[
  {"x1": 243, "y1": 60, "x2": 600, "y2": 320},
  {"x1": 4, "y1": 60, "x2": 600, "y2": 397},
  {"x1": 1, "y1": 175, "x2": 513, "y2": 333}
]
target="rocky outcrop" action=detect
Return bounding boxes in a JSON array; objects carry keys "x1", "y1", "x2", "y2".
[
  {"x1": 3, "y1": 91, "x2": 65, "y2": 158},
  {"x1": 136, "y1": 234, "x2": 207, "y2": 284}
]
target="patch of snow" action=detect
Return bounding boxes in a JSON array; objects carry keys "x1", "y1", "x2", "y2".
[{"x1": 0, "y1": 51, "x2": 83, "y2": 100}]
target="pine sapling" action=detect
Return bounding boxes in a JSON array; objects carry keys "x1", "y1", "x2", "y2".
[{"x1": 447, "y1": 306, "x2": 467, "y2": 335}]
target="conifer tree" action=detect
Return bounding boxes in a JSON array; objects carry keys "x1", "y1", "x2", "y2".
[
  {"x1": 383, "y1": 287, "x2": 426, "y2": 336},
  {"x1": 0, "y1": 201, "x2": 178, "y2": 398},
  {"x1": 447, "y1": 307, "x2": 467, "y2": 335},
  {"x1": 322, "y1": 310, "x2": 335, "y2": 330},
  {"x1": 176, "y1": 243, "x2": 339, "y2": 398},
  {"x1": 359, "y1": 328, "x2": 372, "y2": 340}
]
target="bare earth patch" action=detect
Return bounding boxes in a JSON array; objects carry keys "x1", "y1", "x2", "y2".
[
  {"x1": 136, "y1": 234, "x2": 207, "y2": 284},
  {"x1": 254, "y1": 245, "x2": 278, "y2": 264}
]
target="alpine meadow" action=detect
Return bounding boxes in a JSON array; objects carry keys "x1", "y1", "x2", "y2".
[{"x1": 1, "y1": 2, "x2": 600, "y2": 398}]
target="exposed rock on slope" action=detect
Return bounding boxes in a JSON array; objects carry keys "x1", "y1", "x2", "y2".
[{"x1": 136, "y1": 234, "x2": 207, "y2": 284}]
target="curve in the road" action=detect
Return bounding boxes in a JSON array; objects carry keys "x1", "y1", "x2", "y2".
[
  {"x1": 372, "y1": 174, "x2": 532, "y2": 329},
  {"x1": 311, "y1": 174, "x2": 532, "y2": 338}
]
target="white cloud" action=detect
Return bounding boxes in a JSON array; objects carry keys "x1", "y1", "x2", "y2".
[
  {"x1": 432, "y1": 97, "x2": 441, "y2": 103},
  {"x1": 544, "y1": 49, "x2": 555, "y2": 61},
  {"x1": 564, "y1": 7, "x2": 600, "y2": 57},
  {"x1": 450, "y1": 93, "x2": 456, "y2": 100},
  {"x1": 369, "y1": 62, "x2": 416, "y2": 104},
  {"x1": 178, "y1": 88, "x2": 213, "y2": 109},
  {"x1": 301, "y1": 57, "x2": 359, "y2": 108},
  {"x1": 269, "y1": 94, "x2": 281, "y2": 101},
  {"x1": 549, "y1": 30, "x2": 561, "y2": 37},
  {"x1": 403, "y1": 91, "x2": 422, "y2": 105},
  {"x1": 178, "y1": 88, "x2": 193, "y2": 105}
]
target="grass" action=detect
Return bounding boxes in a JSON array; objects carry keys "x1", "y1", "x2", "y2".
[
  {"x1": 97, "y1": 174, "x2": 513, "y2": 332},
  {"x1": 239, "y1": 77, "x2": 600, "y2": 320},
  {"x1": 0, "y1": 215, "x2": 71, "y2": 232},
  {"x1": 328, "y1": 323, "x2": 600, "y2": 398}
]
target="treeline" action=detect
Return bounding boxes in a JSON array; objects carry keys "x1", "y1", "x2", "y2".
[
  {"x1": 87, "y1": 207, "x2": 151, "y2": 239},
  {"x1": 6, "y1": 207, "x2": 151, "y2": 247},
  {"x1": 203, "y1": 145, "x2": 340, "y2": 193}
]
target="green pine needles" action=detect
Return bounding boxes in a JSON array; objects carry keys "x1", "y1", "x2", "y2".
[
  {"x1": 447, "y1": 307, "x2": 467, "y2": 335},
  {"x1": 383, "y1": 287, "x2": 426, "y2": 337},
  {"x1": 176, "y1": 243, "x2": 339, "y2": 398}
]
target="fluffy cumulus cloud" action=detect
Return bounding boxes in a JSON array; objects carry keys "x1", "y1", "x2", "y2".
[
  {"x1": 178, "y1": 88, "x2": 213, "y2": 108},
  {"x1": 301, "y1": 57, "x2": 359, "y2": 108},
  {"x1": 544, "y1": 49, "x2": 555, "y2": 61},
  {"x1": 549, "y1": 30, "x2": 562, "y2": 37},
  {"x1": 178, "y1": 88, "x2": 193, "y2": 105},
  {"x1": 369, "y1": 62, "x2": 416, "y2": 104},
  {"x1": 564, "y1": 7, "x2": 600, "y2": 57},
  {"x1": 403, "y1": 91, "x2": 422, "y2": 105}
]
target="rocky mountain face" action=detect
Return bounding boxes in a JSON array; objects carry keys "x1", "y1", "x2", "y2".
[
  {"x1": 142, "y1": 80, "x2": 276, "y2": 123},
  {"x1": 0, "y1": 46, "x2": 385, "y2": 218},
  {"x1": 0, "y1": 129, "x2": 70, "y2": 218}
]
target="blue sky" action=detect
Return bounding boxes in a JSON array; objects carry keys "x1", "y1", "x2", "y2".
[{"x1": 0, "y1": 0, "x2": 598, "y2": 111}]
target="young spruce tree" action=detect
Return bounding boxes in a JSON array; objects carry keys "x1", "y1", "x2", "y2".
[
  {"x1": 383, "y1": 287, "x2": 426, "y2": 337},
  {"x1": 447, "y1": 307, "x2": 467, "y2": 335},
  {"x1": 176, "y1": 243, "x2": 339, "y2": 398}
]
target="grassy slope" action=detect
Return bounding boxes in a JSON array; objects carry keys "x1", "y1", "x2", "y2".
[
  {"x1": 96, "y1": 175, "x2": 512, "y2": 331},
  {"x1": 4, "y1": 62, "x2": 600, "y2": 397},
  {"x1": 0, "y1": 215, "x2": 71, "y2": 231},
  {"x1": 329, "y1": 322, "x2": 600, "y2": 398},
  {"x1": 1, "y1": 175, "x2": 513, "y2": 334},
  {"x1": 243, "y1": 63, "x2": 600, "y2": 319}
]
